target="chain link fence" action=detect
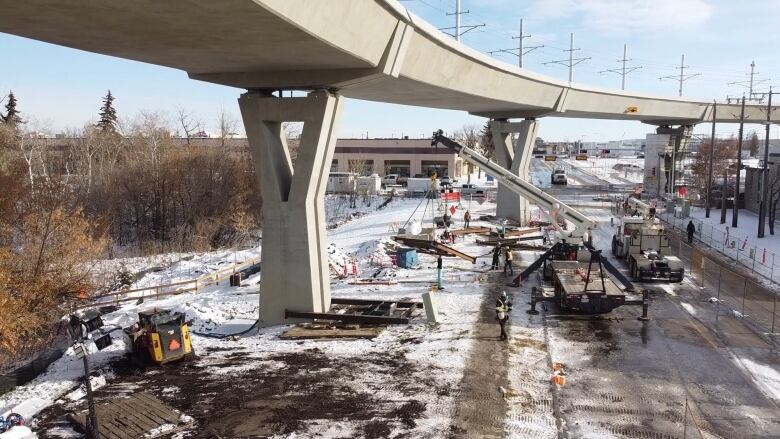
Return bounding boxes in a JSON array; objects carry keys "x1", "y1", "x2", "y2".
[
  {"x1": 659, "y1": 211, "x2": 780, "y2": 285},
  {"x1": 665, "y1": 232, "x2": 779, "y2": 341}
]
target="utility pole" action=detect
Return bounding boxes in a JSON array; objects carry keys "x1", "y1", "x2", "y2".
[
  {"x1": 441, "y1": 0, "x2": 484, "y2": 41},
  {"x1": 543, "y1": 33, "x2": 591, "y2": 83},
  {"x1": 733, "y1": 95, "x2": 746, "y2": 228},
  {"x1": 659, "y1": 54, "x2": 700, "y2": 97},
  {"x1": 728, "y1": 61, "x2": 769, "y2": 101},
  {"x1": 706, "y1": 102, "x2": 716, "y2": 218},
  {"x1": 598, "y1": 44, "x2": 642, "y2": 90},
  {"x1": 488, "y1": 18, "x2": 543, "y2": 68},
  {"x1": 759, "y1": 88, "x2": 773, "y2": 238}
]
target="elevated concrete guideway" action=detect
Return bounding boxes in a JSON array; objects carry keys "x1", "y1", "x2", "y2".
[{"x1": 1, "y1": 0, "x2": 778, "y2": 125}]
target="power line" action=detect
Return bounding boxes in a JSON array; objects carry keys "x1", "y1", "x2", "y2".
[
  {"x1": 727, "y1": 61, "x2": 771, "y2": 101},
  {"x1": 438, "y1": 0, "x2": 484, "y2": 41},
  {"x1": 598, "y1": 44, "x2": 642, "y2": 90},
  {"x1": 543, "y1": 33, "x2": 591, "y2": 83},
  {"x1": 487, "y1": 18, "x2": 543, "y2": 68},
  {"x1": 658, "y1": 54, "x2": 700, "y2": 97}
]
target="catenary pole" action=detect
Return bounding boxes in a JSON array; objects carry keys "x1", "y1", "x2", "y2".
[
  {"x1": 706, "y1": 102, "x2": 716, "y2": 218},
  {"x1": 733, "y1": 96, "x2": 746, "y2": 228},
  {"x1": 759, "y1": 88, "x2": 773, "y2": 237}
]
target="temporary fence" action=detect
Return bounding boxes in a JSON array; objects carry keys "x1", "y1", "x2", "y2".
[
  {"x1": 665, "y1": 233, "x2": 779, "y2": 341},
  {"x1": 77, "y1": 256, "x2": 261, "y2": 309},
  {"x1": 660, "y1": 211, "x2": 780, "y2": 285}
]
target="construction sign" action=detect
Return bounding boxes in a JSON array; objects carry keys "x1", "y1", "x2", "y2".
[{"x1": 441, "y1": 192, "x2": 461, "y2": 202}]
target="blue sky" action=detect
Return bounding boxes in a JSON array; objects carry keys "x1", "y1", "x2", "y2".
[{"x1": 1, "y1": 0, "x2": 778, "y2": 141}]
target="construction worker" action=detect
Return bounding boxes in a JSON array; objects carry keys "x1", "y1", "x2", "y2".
[
  {"x1": 495, "y1": 291, "x2": 512, "y2": 340},
  {"x1": 464, "y1": 210, "x2": 471, "y2": 229},
  {"x1": 504, "y1": 247, "x2": 514, "y2": 276},
  {"x1": 491, "y1": 244, "x2": 501, "y2": 270},
  {"x1": 687, "y1": 220, "x2": 696, "y2": 244}
]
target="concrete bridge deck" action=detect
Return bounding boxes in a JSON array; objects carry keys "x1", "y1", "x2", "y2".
[{"x1": 0, "y1": 0, "x2": 777, "y2": 126}]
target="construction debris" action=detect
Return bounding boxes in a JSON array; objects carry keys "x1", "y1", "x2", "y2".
[
  {"x1": 392, "y1": 236, "x2": 477, "y2": 264},
  {"x1": 67, "y1": 392, "x2": 193, "y2": 439},
  {"x1": 285, "y1": 298, "x2": 423, "y2": 325},
  {"x1": 280, "y1": 324, "x2": 385, "y2": 340}
]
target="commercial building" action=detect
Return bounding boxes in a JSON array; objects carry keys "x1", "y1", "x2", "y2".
[{"x1": 331, "y1": 138, "x2": 464, "y2": 178}]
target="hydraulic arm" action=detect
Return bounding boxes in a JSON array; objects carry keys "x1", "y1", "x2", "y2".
[{"x1": 431, "y1": 130, "x2": 597, "y2": 241}]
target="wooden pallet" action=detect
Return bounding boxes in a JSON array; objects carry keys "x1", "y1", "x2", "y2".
[{"x1": 68, "y1": 392, "x2": 192, "y2": 439}]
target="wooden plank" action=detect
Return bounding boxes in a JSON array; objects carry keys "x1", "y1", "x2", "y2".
[
  {"x1": 280, "y1": 326, "x2": 384, "y2": 340},
  {"x1": 330, "y1": 298, "x2": 423, "y2": 308},
  {"x1": 285, "y1": 310, "x2": 410, "y2": 325},
  {"x1": 451, "y1": 226, "x2": 492, "y2": 236},
  {"x1": 431, "y1": 242, "x2": 477, "y2": 263},
  {"x1": 134, "y1": 393, "x2": 181, "y2": 424}
]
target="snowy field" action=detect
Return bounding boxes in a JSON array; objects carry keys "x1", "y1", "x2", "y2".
[{"x1": 562, "y1": 157, "x2": 645, "y2": 185}]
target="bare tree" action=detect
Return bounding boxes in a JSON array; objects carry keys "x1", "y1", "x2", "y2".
[
  {"x1": 216, "y1": 107, "x2": 239, "y2": 148},
  {"x1": 456, "y1": 123, "x2": 482, "y2": 182},
  {"x1": 283, "y1": 122, "x2": 303, "y2": 164},
  {"x1": 176, "y1": 106, "x2": 201, "y2": 145}
]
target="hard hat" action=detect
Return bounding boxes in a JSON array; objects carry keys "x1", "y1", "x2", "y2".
[{"x1": 501, "y1": 291, "x2": 507, "y2": 298}]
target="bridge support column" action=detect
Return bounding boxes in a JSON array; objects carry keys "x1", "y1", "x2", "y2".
[
  {"x1": 238, "y1": 90, "x2": 343, "y2": 326},
  {"x1": 491, "y1": 118, "x2": 539, "y2": 224}
]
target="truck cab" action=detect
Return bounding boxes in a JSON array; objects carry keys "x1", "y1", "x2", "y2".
[{"x1": 551, "y1": 168, "x2": 567, "y2": 185}]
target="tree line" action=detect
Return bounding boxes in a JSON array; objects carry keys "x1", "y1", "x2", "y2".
[{"x1": 0, "y1": 91, "x2": 261, "y2": 360}]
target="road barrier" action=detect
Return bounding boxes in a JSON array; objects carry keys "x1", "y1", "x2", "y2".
[{"x1": 665, "y1": 233, "x2": 779, "y2": 343}]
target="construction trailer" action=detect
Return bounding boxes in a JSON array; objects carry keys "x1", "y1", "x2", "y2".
[{"x1": 611, "y1": 198, "x2": 684, "y2": 282}]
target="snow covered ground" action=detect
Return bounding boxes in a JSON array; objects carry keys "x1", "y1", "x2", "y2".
[
  {"x1": 660, "y1": 205, "x2": 780, "y2": 285},
  {"x1": 0, "y1": 196, "x2": 523, "y2": 438},
  {"x1": 4, "y1": 193, "x2": 779, "y2": 438},
  {"x1": 562, "y1": 157, "x2": 645, "y2": 185}
]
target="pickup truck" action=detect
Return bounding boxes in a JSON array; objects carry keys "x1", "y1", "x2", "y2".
[
  {"x1": 439, "y1": 176, "x2": 456, "y2": 188},
  {"x1": 382, "y1": 174, "x2": 408, "y2": 187},
  {"x1": 458, "y1": 184, "x2": 485, "y2": 196}
]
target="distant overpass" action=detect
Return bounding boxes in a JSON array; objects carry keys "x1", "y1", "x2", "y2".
[{"x1": 0, "y1": 0, "x2": 777, "y2": 125}]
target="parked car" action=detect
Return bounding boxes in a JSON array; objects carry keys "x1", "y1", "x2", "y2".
[{"x1": 440, "y1": 176, "x2": 456, "y2": 187}]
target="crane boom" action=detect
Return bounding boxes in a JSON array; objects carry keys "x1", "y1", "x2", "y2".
[{"x1": 431, "y1": 130, "x2": 597, "y2": 241}]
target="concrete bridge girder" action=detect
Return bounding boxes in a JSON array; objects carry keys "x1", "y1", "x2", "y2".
[
  {"x1": 238, "y1": 90, "x2": 343, "y2": 326},
  {"x1": 491, "y1": 119, "x2": 539, "y2": 223}
]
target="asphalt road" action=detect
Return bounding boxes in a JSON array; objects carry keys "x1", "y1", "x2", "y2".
[{"x1": 515, "y1": 207, "x2": 780, "y2": 438}]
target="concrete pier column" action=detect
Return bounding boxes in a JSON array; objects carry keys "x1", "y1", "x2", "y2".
[
  {"x1": 491, "y1": 118, "x2": 539, "y2": 223},
  {"x1": 238, "y1": 90, "x2": 343, "y2": 326}
]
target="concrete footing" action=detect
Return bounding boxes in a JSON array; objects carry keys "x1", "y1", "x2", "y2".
[
  {"x1": 491, "y1": 119, "x2": 539, "y2": 223},
  {"x1": 239, "y1": 90, "x2": 343, "y2": 327}
]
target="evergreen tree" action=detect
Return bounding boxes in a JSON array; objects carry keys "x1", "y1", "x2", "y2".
[
  {"x1": 97, "y1": 90, "x2": 118, "y2": 133},
  {"x1": 748, "y1": 131, "x2": 760, "y2": 157},
  {"x1": 2, "y1": 91, "x2": 22, "y2": 125},
  {"x1": 480, "y1": 121, "x2": 495, "y2": 161}
]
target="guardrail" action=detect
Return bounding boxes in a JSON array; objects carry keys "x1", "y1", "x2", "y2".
[{"x1": 77, "y1": 257, "x2": 261, "y2": 309}]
